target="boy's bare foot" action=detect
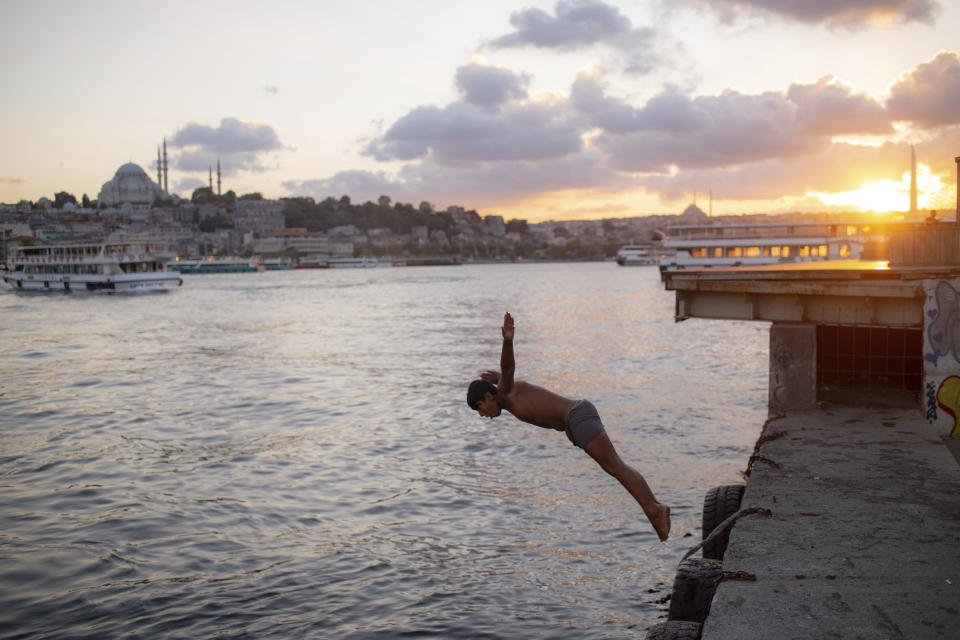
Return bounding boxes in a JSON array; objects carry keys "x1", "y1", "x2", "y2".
[{"x1": 651, "y1": 504, "x2": 671, "y2": 542}]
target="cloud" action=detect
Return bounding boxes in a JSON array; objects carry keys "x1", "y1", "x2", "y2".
[
  {"x1": 263, "y1": 85, "x2": 279, "y2": 95},
  {"x1": 286, "y1": 151, "x2": 625, "y2": 208},
  {"x1": 487, "y1": 0, "x2": 662, "y2": 74},
  {"x1": 168, "y1": 117, "x2": 288, "y2": 177},
  {"x1": 687, "y1": 0, "x2": 940, "y2": 27},
  {"x1": 284, "y1": 170, "x2": 399, "y2": 201},
  {"x1": 592, "y1": 88, "x2": 825, "y2": 173},
  {"x1": 295, "y1": 50, "x2": 958, "y2": 213},
  {"x1": 788, "y1": 76, "x2": 893, "y2": 135},
  {"x1": 175, "y1": 177, "x2": 207, "y2": 194},
  {"x1": 455, "y1": 62, "x2": 530, "y2": 109},
  {"x1": 364, "y1": 99, "x2": 583, "y2": 166},
  {"x1": 886, "y1": 51, "x2": 960, "y2": 128},
  {"x1": 489, "y1": 0, "x2": 632, "y2": 49},
  {"x1": 0, "y1": 177, "x2": 25, "y2": 185},
  {"x1": 171, "y1": 117, "x2": 286, "y2": 154},
  {"x1": 572, "y1": 75, "x2": 710, "y2": 133}
]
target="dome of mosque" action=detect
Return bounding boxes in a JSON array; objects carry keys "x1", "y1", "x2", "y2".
[
  {"x1": 117, "y1": 162, "x2": 148, "y2": 176},
  {"x1": 98, "y1": 161, "x2": 164, "y2": 208}
]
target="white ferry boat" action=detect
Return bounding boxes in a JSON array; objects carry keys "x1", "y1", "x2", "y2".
[
  {"x1": 2, "y1": 243, "x2": 182, "y2": 292},
  {"x1": 658, "y1": 221, "x2": 878, "y2": 274},
  {"x1": 616, "y1": 244, "x2": 668, "y2": 266}
]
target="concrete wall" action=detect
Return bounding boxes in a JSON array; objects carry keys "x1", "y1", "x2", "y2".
[
  {"x1": 922, "y1": 276, "x2": 960, "y2": 438},
  {"x1": 769, "y1": 323, "x2": 817, "y2": 414}
]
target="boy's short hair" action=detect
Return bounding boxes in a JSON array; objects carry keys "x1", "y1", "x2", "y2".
[{"x1": 467, "y1": 379, "x2": 497, "y2": 408}]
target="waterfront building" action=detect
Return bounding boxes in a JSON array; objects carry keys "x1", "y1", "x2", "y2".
[
  {"x1": 254, "y1": 228, "x2": 329, "y2": 256},
  {"x1": 234, "y1": 199, "x2": 285, "y2": 235}
]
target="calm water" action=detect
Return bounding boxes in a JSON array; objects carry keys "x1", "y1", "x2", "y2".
[{"x1": 0, "y1": 263, "x2": 769, "y2": 639}]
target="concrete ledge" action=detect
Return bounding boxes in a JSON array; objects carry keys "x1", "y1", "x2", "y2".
[{"x1": 702, "y1": 407, "x2": 960, "y2": 639}]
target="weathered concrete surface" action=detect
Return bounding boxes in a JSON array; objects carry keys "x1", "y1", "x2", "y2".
[
  {"x1": 701, "y1": 406, "x2": 960, "y2": 640},
  {"x1": 769, "y1": 324, "x2": 816, "y2": 414}
]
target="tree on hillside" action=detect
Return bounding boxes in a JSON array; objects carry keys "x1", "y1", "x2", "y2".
[
  {"x1": 239, "y1": 192, "x2": 264, "y2": 201},
  {"x1": 192, "y1": 187, "x2": 216, "y2": 204},
  {"x1": 53, "y1": 191, "x2": 78, "y2": 209}
]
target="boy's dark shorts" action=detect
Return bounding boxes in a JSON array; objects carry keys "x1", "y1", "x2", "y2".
[{"x1": 565, "y1": 400, "x2": 605, "y2": 449}]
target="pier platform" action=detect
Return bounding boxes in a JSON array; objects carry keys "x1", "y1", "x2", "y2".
[{"x1": 702, "y1": 406, "x2": 960, "y2": 639}]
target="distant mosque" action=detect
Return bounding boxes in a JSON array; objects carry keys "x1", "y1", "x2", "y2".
[
  {"x1": 97, "y1": 139, "x2": 172, "y2": 207},
  {"x1": 97, "y1": 139, "x2": 224, "y2": 207}
]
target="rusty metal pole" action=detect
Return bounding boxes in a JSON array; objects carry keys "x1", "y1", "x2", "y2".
[{"x1": 955, "y1": 156, "x2": 959, "y2": 223}]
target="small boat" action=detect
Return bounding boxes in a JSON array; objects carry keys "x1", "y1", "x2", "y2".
[
  {"x1": 2, "y1": 243, "x2": 182, "y2": 292},
  {"x1": 168, "y1": 256, "x2": 264, "y2": 274},
  {"x1": 616, "y1": 245, "x2": 661, "y2": 266}
]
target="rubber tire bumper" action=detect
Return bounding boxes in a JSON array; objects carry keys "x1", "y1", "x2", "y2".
[
  {"x1": 645, "y1": 620, "x2": 702, "y2": 639},
  {"x1": 668, "y1": 558, "x2": 722, "y2": 623},
  {"x1": 701, "y1": 484, "x2": 744, "y2": 560}
]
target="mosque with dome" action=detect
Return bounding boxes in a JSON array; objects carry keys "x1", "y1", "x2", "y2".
[{"x1": 97, "y1": 162, "x2": 166, "y2": 208}]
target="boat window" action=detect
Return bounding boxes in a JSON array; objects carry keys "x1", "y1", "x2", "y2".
[
  {"x1": 839, "y1": 244, "x2": 851, "y2": 258},
  {"x1": 691, "y1": 248, "x2": 706, "y2": 258},
  {"x1": 799, "y1": 246, "x2": 811, "y2": 257},
  {"x1": 781, "y1": 246, "x2": 791, "y2": 257},
  {"x1": 819, "y1": 245, "x2": 828, "y2": 257},
  {"x1": 727, "y1": 247, "x2": 742, "y2": 258},
  {"x1": 712, "y1": 247, "x2": 723, "y2": 258},
  {"x1": 745, "y1": 246, "x2": 761, "y2": 258},
  {"x1": 771, "y1": 246, "x2": 781, "y2": 257}
]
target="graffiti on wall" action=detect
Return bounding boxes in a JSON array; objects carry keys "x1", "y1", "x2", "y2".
[
  {"x1": 925, "y1": 280, "x2": 960, "y2": 367},
  {"x1": 936, "y1": 375, "x2": 960, "y2": 439}
]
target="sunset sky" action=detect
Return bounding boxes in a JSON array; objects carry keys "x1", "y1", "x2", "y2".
[{"x1": 1, "y1": 0, "x2": 959, "y2": 222}]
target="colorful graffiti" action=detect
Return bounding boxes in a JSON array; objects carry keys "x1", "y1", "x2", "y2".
[
  {"x1": 937, "y1": 376, "x2": 960, "y2": 439},
  {"x1": 924, "y1": 280, "x2": 960, "y2": 367}
]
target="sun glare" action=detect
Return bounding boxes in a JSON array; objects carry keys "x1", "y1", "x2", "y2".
[{"x1": 811, "y1": 164, "x2": 950, "y2": 213}]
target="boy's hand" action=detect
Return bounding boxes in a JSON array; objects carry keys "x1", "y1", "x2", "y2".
[
  {"x1": 502, "y1": 312, "x2": 514, "y2": 341},
  {"x1": 481, "y1": 370, "x2": 501, "y2": 384}
]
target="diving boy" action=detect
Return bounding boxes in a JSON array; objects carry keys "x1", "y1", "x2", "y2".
[{"x1": 467, "y1": 312, "x2": 670, "y2": 541}]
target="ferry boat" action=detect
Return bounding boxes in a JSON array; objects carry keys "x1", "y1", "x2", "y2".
[
  {"x1": 658, "y1": 221, "x2": 875, "y2": 275},
  {"x1": 2, "y1": 243, "x2": 182, "y2": 292},
  {"x1": 168, "y1": 256, "x2": 265, "y2": 274},
  {"x1": 616, "y1": 244, "x2": 667, "y2": 266}
]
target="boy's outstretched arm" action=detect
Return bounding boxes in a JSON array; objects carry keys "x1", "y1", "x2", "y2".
[{"x1": 498, "y1": 312, "x2": 515, "y2": 395}]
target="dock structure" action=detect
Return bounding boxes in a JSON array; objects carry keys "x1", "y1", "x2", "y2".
[{"x1": 654, "y1": 224, "x2": 960, "y2": 639}]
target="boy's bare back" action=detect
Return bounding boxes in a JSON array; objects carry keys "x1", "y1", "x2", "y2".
[{"x1": 498, "y1": 380, "x2": 576, "y2": 431}]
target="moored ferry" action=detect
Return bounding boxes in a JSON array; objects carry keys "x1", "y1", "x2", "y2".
[
  {"x1": 2, "y1": 243, "x2": 183, "y2": 292},
  {"x1": 657, "y1": 221, "x2": 886, "y2": 275}
]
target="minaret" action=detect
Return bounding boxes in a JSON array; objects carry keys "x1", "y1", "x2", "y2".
[
  {"x1": 910, "y1": 145, "x2": 918, "y2": 216},
  {"x1": 209, "y1": 166, "x2": 213, "y2": 190},
  {"x1": 217, "y1": 159, "x2": 221, "y2": 196},
  {"x1": 162, "y1": 137, "x2": 169, "y2": 193},
  {"x1": 157, "y1": 146, "x2": 163, "y2": 187}
]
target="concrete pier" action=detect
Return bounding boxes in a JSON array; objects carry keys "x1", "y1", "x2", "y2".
[{"x1": 702, "y1": 406, "x2": 960, "y2": 639}]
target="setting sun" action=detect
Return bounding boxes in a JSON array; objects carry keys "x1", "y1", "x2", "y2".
[{"x1": 811, "y1": 164, "x2": 952, "y2": 213}]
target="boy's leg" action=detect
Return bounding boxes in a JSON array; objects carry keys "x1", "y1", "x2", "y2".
[{"x1": 584, "y1": 431, "x2": 670, "y2": 541}]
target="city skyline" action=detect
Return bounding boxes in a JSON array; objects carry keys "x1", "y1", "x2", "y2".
[{"x1": 1, "y1": 0, "x2": 959, "y2": 222}]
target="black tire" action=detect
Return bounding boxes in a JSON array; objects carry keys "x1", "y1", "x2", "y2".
[
  {"x1": 668, "y1": 557, "x2": 722, "y2": 623},
  {"x1": 645, "y1": 620, "x2": 702, "y2": 640},
  {"x1": 702, "y1": 484, "x2": 744, "y2": 560}
]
